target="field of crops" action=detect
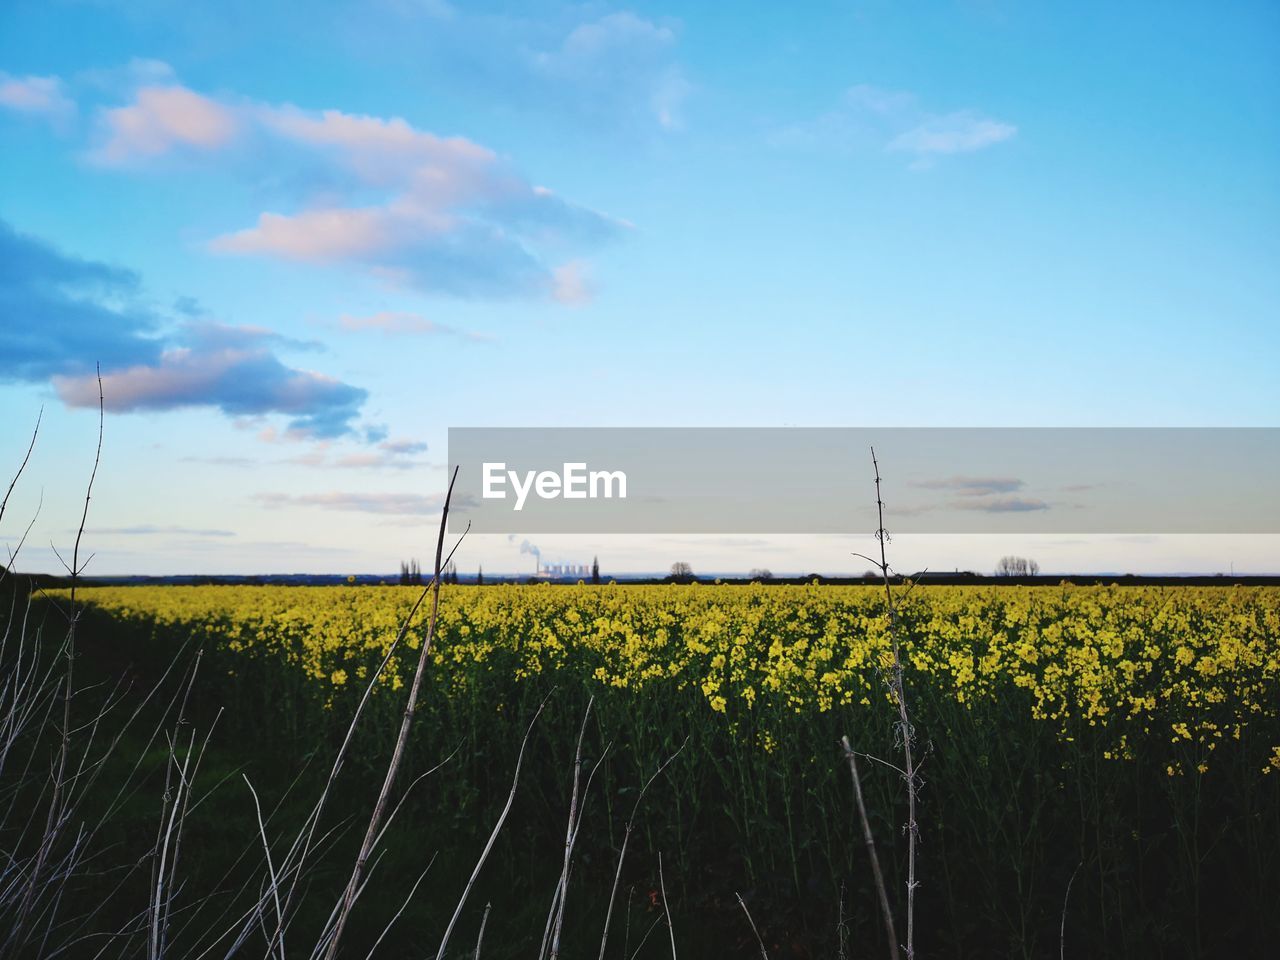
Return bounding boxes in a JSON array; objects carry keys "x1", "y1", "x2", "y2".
[{"x1": 66, "y1": 583, "x2": 1280, "y2": 957}]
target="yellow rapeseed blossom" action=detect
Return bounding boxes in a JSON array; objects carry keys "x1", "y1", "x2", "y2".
[{"x1": 60, "y1": 583, "x2": 1279, "y2": 772}]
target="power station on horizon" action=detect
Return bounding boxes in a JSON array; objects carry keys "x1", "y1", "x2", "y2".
[{"x1": 534, "y1": 559, "x2": 593, "y2": 578}]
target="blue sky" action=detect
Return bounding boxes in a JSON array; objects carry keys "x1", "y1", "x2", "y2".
[{"x1": 1, "y1": 0, "x2": 1277, "y2": 576}]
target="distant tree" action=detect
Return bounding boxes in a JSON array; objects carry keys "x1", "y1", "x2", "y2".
[
  {"x1": 477, "y1": 565, "x2": 484, "y2": 586},
  {"x1": 748, "y1": 568, "x2": 773, "y2": 582},
  {"x1": 591, "y1": 556, "x2": 600, "y2": 585},
  {"x1": 995, "y1": 556, "x2": 1040, "y2": 577},
  {"x1": 670, "y1": 561, "x2": 694, "y2": 581},
  {"x1": 398, "y1": 560, "x2": 424, "y2": 586},
  {"x1": 404, "y1": 558, "x2": 421, "y2": 585}
]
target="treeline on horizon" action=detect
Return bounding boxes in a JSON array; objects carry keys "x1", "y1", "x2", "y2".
[{"x1": 6, "y1": 568, "x2": 1280, "y2": 590}]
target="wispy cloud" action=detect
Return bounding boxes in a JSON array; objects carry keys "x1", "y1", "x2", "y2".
[
  {"x1": 0, "y1": 73, "x2": 75, "y2": 124},
  {"x1": 913, "y1": 476, "x2": 1025, "y2": 496},
  {"x1": 54, "y1": 331, "x2": 367, "y2": 440},
  {"x1": 365, "y1": 6, "x2": 690, "y2": 134},
  {"x1": 332, "y1": 452, "x2": 434, "y2": 470},
  {"x1": 530, "y1": 11, "x2": 691, "y2": 131},
  {"x1": 88, "y1": 525, "x2": 235, "y2": 537},
  {"x1": 181, "y1": 435, "x2": 434, "y2": 470},
  {"x1": 179, "y1": 455, "x2": 257, "y2": 467},
  {"x1": 379, "y1": 439, "x2": 428, "y2": 455},
  {"x1": 279, "y1": 437, "x2": 435, "y2": 470},
  {"x1": 0, "y1": 220, "x2": 370, "y2": 440},
  {"x1": 888, "y1": 111, "x2": 1016, "y2": 161},
  {"x1": 551, "y1": 260, "x2": 592, "y2": 305},
  {"x1": 950, "y1": 496, "x2": 1050, "y2": 513},
  {"x1": 92, "y1": 85, "x2": 239, "y2": 163},
  {"x1": 385, "y1": 0, "x2": 456, "y2": 19},
  {"x1": 255, "y1": 491, "x2": 455, "y2": 514},
  {"x1": 912, "y1": 475, "x2": 1048, "y2": 513},
  {"x1": 776, "y1": 83, "x2": 1016, "y2": 166},
  {"x1": 338, "y1": 311, "x2": 492, "y2": 341},
  {"x1": 68, "y1": 68, "x2": 625, "y2": 299}
]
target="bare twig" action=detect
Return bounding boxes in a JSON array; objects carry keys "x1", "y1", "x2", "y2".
[
  {"x1": 543, "y1": 698, "x2": 611, "y2": 960},
  {"x1": 472, "y1": 901, "x2": 491, "y2": 960},
  {"x1": 270, "y1": 521, "x2": 469, "y2": 952},
  {"x1": 361, "y1": 853, "x2": 436, "y2": 960},
  {"x1": 851, "y1": 749, "x2": 909, "y2": 779},
  {"x1": 1060, "y1": 861, "x2": 1082, "y2": 960},
  {"x1": 868, "y1": 446, "x2": 920, "y2": 959},
  {"x1": 837, "y1": 882, "x2": 849, "y2": 960},
  {"x1": 627, "y1": 916, "x2": 662, "y2": 960},
  {"x1": 735, "y1": 892, "x2": 769, "y2": 960},
  {"x1": 541, "y1": 699, "x2": 595, "y2": 960},
  {"x1": 435, "y1": 696, "x2": 550, "y2": 960},
  {"x1": 242, "y1": 776, "x2": 284, "y2": 960},
  {"x1": 320, "y1": 466, "x2": 459, "y2": 960},
  {"x1": 659, "y1": 853, "x2": 676, "y2": 960},
  {"x1": 2, "y1": 490, "x2": 42, "y2": 581},
  {"x1": 9, "y1": 373, "x2": 102, "y2": 951},
  {"x1": 149, "y1": 653, "x2": 211, "y2": 960},
  {"x1": 841, "y1": 736, "x2": 899, "y2": 960},
  {"x1": 0, "y1": 406, "x2": 41, "y2": 533},
  {"x1": 597, "y1": 738, "x2": 688, "y2": 960}
]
